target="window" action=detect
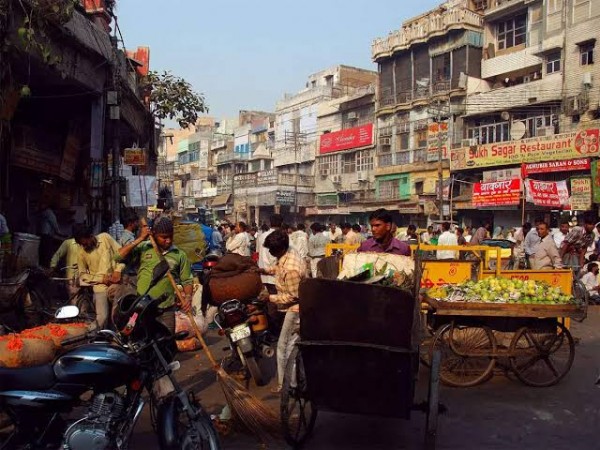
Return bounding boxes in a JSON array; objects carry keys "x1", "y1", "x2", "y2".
[
  {"x1": 497, "y1": 14, "x2": 527, "y2": 50},
  {"x1": 467, "y1": 120, "x2": 510, "y2": 144},
  {"x1": 546, "y1": 52, "x2": 561, "y2": 73},
  {"x1": 397, "y1": 132, "x2": 410, "y2": 150},
  {"x1": 318, "y1": 154, "x2": 340, "y2": 175},
  {"x1": 580, "y1": 42, "x2": 595, "y2": 65},
  {"x1": 379, "y1": 179, "x2": 400, "y2": 200},
  {"x1": 356, "y1": 150, "x2": 374, "y2": 171},
  {"x1": 325, "y1": 75, "x2": 334, "y2": 87},
  {"x1": 415, "y1": 181, "x2": 424, "y2": 195},
  {"x1": 342, "y1": 153, "x2": 356, "y2": 173},
  {"x1": 547, "y1": 0, "x2": 562, "y2": 14},
  {"x1": 415, "y1": 130, "x2": 427, "y2": 148}
]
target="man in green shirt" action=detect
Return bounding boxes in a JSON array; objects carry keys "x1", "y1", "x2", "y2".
[{"x1": 116, "y1": 216, "x2": 192, "y2": 332}]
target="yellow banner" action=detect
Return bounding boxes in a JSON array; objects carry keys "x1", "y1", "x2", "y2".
[
  {"x1": 451, "y1": 128, "x2": 599, "y2": 170},
  {"x1": 570, "y1": 177, "x2": 592, "y2": 211}
]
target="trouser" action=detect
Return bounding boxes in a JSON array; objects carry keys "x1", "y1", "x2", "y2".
[
  {"x1": 277, "y1": 310, "x2": 300, "y2": 388},
  {"x1": 310, "y1": 257, "x2": 322, "y2": 278},
  {"x1": 89, "y1": 290, "x2": 109, "y2": 331}
]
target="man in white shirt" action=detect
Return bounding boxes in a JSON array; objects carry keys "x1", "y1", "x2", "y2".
[
  {"x1": 553, "y1": 220, "x2": 570, "y2": 249},
  {"x1": 421, "y1": 226, "x2": 434, "y2": 245},
  {"x1": 436, "y1": 222, "x2": 458, "y2": 260},
  {"x1": 289, "y1": 224, "x2": 308, "y2": 259},
  {"x1": 326, "y1": 223, "x2": 343, "y2": 243},
  {"x1": 225, "y1": 221, "x2": 251, "y2": 257},
  {"x1": 581, "y1": 262, "x2": 600, "y2": 304},
  {"x1": 257, "y1": 214, "x2": 283, "y2": 294}
]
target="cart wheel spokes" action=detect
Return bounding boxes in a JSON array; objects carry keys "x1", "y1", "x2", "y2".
[
  {"x1": 430, "y1": 323, "x2": 496, "y2": 387},
  {"x1": 281, "y1": 346, "x2": 317, "y2": 448},
  {"x1": 509, "y1": 323, "x2": 575, "y2": 387}
]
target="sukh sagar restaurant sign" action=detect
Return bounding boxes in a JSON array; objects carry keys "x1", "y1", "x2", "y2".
[{"x1": 451, "y1": 129, "x2": 599, "y2": 170}]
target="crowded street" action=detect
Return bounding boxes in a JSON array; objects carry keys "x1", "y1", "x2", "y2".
[{"x1": 2, "y1": 0, "x2": 600, "y2": 449}]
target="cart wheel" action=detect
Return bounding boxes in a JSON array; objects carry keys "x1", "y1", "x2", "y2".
[
  {"x1": 430, "y1": 323, "x2": 496, "y2": 387},
  {"x1": 509, "y1": 322, "x2": 575, "y2": 387},
  {"x1": 281, "y1": 346, "x2": 317, "y2": 448}
]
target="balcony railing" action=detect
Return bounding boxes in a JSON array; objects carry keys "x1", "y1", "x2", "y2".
[
  {"x1": 216, "y1": 153, "x2": 250, "y2": 164},
  {"x1": 372, "y1": 4, "x2": 484, "y2": 58},
  {"x1": 377, "y1": 151, "x2": 411, "y2": 167},
  {"x1": 278, "y1": 173, "x2": 315, "y2": 187}
]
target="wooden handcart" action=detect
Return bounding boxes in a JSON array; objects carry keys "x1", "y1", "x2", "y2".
[
  {"x1": 281, "y1": 278, "x2": 441, "y2": 449},
  {"x1": 424, "y1": 298, "x2": 583, "y2": 388}
]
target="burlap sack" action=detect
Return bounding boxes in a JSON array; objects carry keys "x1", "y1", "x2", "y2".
[
  {"x1": 0, "y1": 335, "x2": 56, "y2": 368},
  {"x1": 21, "y1": 323, "x2": 88, "y2": 347},
  {"x1": 208, "y1": 271, "x2": 262, "y2": 304}
]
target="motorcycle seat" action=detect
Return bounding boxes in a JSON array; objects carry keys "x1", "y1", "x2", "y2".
[{"x1": 0, "y1": 364, "x2": 56, "y2": 391}]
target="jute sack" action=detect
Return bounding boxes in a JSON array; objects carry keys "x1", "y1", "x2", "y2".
[{"x1": 0, "y1": 335, "x2": 56, "y2": 368}]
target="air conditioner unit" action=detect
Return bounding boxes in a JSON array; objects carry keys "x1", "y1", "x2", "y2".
[
  {"x1": 319, "y1": 169, "x2": 330, "y2": 177},
  {"x1": 583, "y1": 72, "x2": 593, "y2": 87},
  {"x1": 379, "y1": 137, "x2": 391, "y2": 145},
  {"x1": 357, "y1": 171, "x2": 368, "y2": 182},
  {"x1": 461, "y1": 138, "x2": 478, "y2": 147},
  {"x1": 332, "y1": 175, "x2": 342, "y2": 184},
  {"x1": 347, "y1": 112, "x2": 358, "y2": 120}
]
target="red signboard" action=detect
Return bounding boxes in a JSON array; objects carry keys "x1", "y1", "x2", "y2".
[
  {"x1": 522, "y1": 158, "x2": 590, "y2": 177},
  {"x1": 525, "y1": 179, "x2": 570, "y2": 208},
  {"x1": 473, "y1": 179, "x2": 521, "y2": 207},
  {"x1": 319, "y1": 124, "x2": 374, "y2": 154}
]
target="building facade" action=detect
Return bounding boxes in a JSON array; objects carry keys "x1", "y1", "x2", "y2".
[{"x1": 371, "y1": 0, "x2": 484, "y2": 226}]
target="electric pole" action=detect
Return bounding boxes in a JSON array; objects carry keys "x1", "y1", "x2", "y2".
[{"x1": 108, "y1": 31, "x2": 121, "y2": 224}]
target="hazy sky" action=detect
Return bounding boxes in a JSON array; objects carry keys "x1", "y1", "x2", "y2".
[{"x1": 117, "y1": 0, "x2": 441, "y2": 120}]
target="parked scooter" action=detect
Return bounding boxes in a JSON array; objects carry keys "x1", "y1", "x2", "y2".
[
  {"x1": 192, "y1": 250, "x2": 221, "y2": 285},
  {"x1": 214, "y1": 298, "x2": 275, "y2": 387},
  {"x1": 0, "y1": 260, "x2": 220, "y2": 450}
]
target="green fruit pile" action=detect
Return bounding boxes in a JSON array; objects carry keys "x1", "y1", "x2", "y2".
[{"x1": 452, "y1": 278, "x2": 575, "y2": 305}]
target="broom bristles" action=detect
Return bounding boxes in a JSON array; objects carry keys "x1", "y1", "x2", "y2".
[{"x1": 215, "y1": 367, "x2": 282, "y2": 442}]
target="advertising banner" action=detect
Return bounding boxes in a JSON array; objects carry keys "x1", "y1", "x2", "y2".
[
  {"x1": 472, "y1": 179, "x2": 521, "y2": 207},
  {"x1": 570, "y1": 177, "x2": 592, "y2": 211},
  {"x1": 592, "y1": 160, "x2": 600, "y2": 204},
  {"x1": 522, "y1": 158, "x2": 590, "y2": 177},
  {"x1": 525, "y1": 179, "x2": 570, "y2": 208},
  {"x1": 427, "y1": 121, "x2": 449, "y2": 162},
  {"x1": 451, "y1": 128, "x2": 599, "y2": 170},
  {"x1": 319, "y1": 124, "x2": 374, "y2": 154},
  {"x1": 275, "y1": 190, "x2": 296, "y2": 206}
]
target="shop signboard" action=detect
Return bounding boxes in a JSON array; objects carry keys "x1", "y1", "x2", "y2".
[
  {"x1": 570, "y1": 177, "x2": 592, "y2": 211},
  {"x1": 275, "y1": 190, "x2": 296, "y2": 206},
  {"x1": 124, "y1": 148, "x2": 146, "y2": 166},
  {"x1": 451, "y1": 128, "x2": 599, "y2": 170},
  {"x1": 426, "y1": 121, "x2": 449, "y2": 162},
  {"x1": 257, "y1": 169, "x2": 278, "y2": 185},
  {"x1": 126, "y1": 176, "x2": 158, "y2": 208},
  {"x1": 592, "y1": 160, "x2": 600, "y2": 204},
  {"x1": 525, "y1": 179, "x2": 570, "y2": 208},
  {"x1": 319, "y1": 124, "x2": 374, "y2": 154},
  {"x1": 522, "y1": 158, "x2": 590, "y2": 177},
  {"x1": 472, "y1": 178, "x2": 521, "y2": 207}
]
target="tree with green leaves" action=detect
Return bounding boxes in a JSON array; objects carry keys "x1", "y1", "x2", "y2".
[{"x1": 143, "y1": 70, "x2": 208, "y2": 129}]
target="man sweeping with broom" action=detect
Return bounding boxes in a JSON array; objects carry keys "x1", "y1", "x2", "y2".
[{"x1": 114, "y1": 216, "x2": 193, "y2": 331}]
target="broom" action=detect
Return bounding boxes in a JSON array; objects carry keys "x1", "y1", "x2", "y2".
[{"x1": 140, "y1": 219, "x2": 281, "y2": 441}]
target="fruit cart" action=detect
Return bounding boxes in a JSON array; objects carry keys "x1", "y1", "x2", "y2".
[
  {"x1": 280, "y1": 277, "x2": 442, "y2": 449},
  {"x1": 423, "y1": 276, "x2": 585, "y2": 388}
]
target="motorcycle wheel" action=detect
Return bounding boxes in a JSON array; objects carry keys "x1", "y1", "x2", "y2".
[
  {"x1": 243, "y1": 354, "x2": 265, "y2": 387},
  {"x1": 175, "y1": 402, "x2": 220, "y2": 450}
]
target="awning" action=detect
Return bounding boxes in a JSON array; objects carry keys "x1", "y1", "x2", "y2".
[{"x1": 211, "y1": 193, "x2": 231, "y2": 207}]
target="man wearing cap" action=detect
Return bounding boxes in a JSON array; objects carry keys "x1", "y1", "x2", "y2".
[{"x1": 116, "y1": 216, "x2": 193, "y2": 332}]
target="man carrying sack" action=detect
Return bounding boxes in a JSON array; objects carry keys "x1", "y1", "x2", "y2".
[{"x1": 115, "y1": 216, "x2": 193, "y2": 332}]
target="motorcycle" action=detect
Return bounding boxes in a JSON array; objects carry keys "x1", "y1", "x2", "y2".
[
  {"x1": 0, "y1": 260, "x2": 220, "y2": 450},
  {"x1": 192, "y1": 251, "x2": 221, "y2": 285},
  {"x1": 214, "y1": 298, "x2": 274, "y2": 387}
]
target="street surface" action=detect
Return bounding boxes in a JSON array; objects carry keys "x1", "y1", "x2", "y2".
[{"x1": 131, "y1": 309, "x2": 600, "y2": 450}]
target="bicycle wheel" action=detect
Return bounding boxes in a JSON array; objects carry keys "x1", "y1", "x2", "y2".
[
  {"x1": 281, "y1": 346, "x2": 317, "y2": 448},
  {"x1": 509, "y1": 322, "x2": 575, "y2": 387},
  {"x1": 430, "y1": 322, "x2": 496, "y2": 387}
]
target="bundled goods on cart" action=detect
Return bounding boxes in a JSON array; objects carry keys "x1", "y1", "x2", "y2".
[
  {"x1": 0, "y1": 322, "x2": 87, "y2": 368},
  {"x1": 428, "y1": 277, "x2": 577, "y2": 305},
  {"x1": 338, "y1": 252, "x2": 415, "y2": 291}
]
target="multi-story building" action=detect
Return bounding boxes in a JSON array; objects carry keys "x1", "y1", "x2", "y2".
[
  {"x1": 371, "y1": 0, "x2": 484, "y2": 226},
  {"x1": 247, "y1": 66, "x2": 378, "y2": 225},
  {"x1": 451, "y1": 0, "x2": 600, "y2": 228},
  {"x1": 310, "y1": 83, "x2": 378, "y2": 224}
]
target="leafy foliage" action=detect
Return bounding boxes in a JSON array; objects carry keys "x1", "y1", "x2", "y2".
[{"x1": 143, "y1": 70, "x2": 208, "y2": 129}]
